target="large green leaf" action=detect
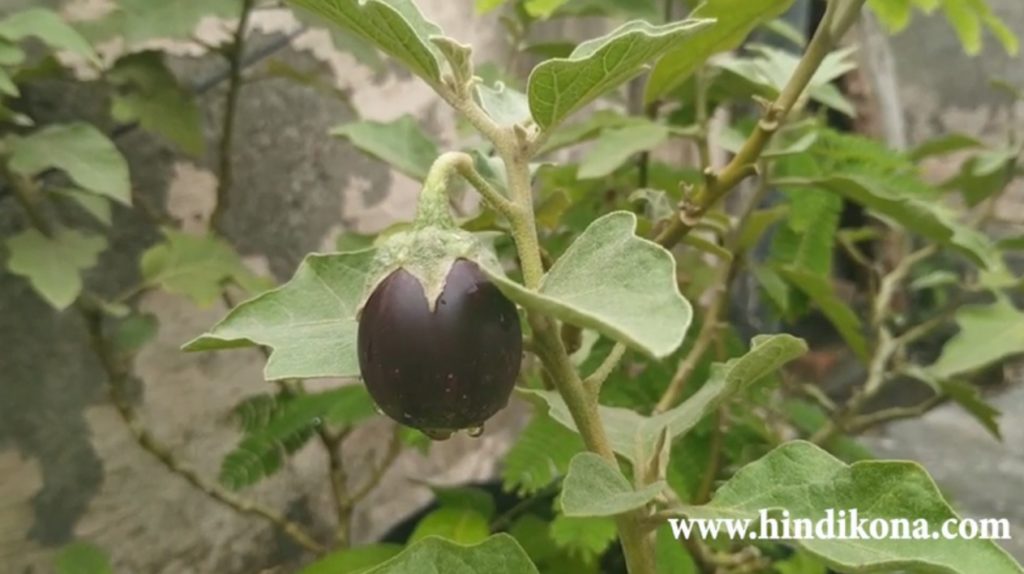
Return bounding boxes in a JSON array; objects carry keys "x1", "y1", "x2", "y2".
[
  {"x1": 288, "y1": 0, "x2": 443, "y2": 85},
  {"x1": 577, "y1": 123, "x2": 670, "y2": 179},
  {"x1": 527, "y1": 18, "x2": 712, "y2": 130},
  {"x1": 8, "y1": 123, "x2": 131, "y2": 205},
  {"x1": 679, "y1": 441, "x2": 1023, "y2": 574},
  {"x1": 140, "y1": 230, "x2": 272, "y2": 306},
  {"x1": 54, "y1": 542, "x2": 113, "y2": 574},
  {"x1": 928, "y1": 297, "x2": 1024, "y2": 379},
  {"x1": 116, "y1": 0, "x2": 242, "y2": 45},
  {"x1": 485, "y1": 211, "x2": 692, "y2": 359},
  {"x1": 220, "y1": 385, "x2": 376, "y2": 489},
  {"x1": 0, "y1": 8, "x2": 98, "y2": 64},
  {"x1": 522, "y1": 334, "x2": 806, "y2": 464},
  {"x1": 4, "y1": 228, "x2": 107, "y2": 310},
  {"x1": 184, "y1": 249, "x2": 376, "y2": 380},
  {"x1": 108, "y1": 52, "x2": 205, "y2": 156},
  {"x1": 561, "y1": 452, "x2": 664, "y2": 517},
  {"x1": 365, "y1": 534, "x2": 539, "y2": 574},
  {"x1": 645, "y1": 0, "x2": 795, "y2": 103},
  {"x1": 331, "y1": 115, "x2": 440, "y2": 181},
  {"x1": 301, "y1": 544, "x2": 403, "y2": 574}
]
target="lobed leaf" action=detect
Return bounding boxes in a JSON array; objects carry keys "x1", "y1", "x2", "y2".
[
  {"x1": 677, "y1": 441, "x2": 1023, "y2": 574},
  {"x1": 484, "y1": 211, "x2": 692, "y2": 359},
  {"x1": 184, "y1": 249, "x2": 377, "y2": 380},
  {"x1": 4, "y1": 228, "x2": 107, "y2": 310},
  {"x1": 561, "y1": 452, "x2": 664, "y2": 517},
  {"x1": 928, "y1": 297, "x2": 1024, "y2": 379},
  {"x1": 140, "y1": 230, "x2": 272, "y2": 307}
]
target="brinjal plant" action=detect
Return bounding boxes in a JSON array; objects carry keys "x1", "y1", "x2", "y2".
[{"x1": 2, "y1": 0, "x2": 1023, "y2": 573}]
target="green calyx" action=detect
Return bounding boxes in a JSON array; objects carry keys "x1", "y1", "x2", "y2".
[{"x1": 358, "y1": 153, "x2": 502, "y2": 312}]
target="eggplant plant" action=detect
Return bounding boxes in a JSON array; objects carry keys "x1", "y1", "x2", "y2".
[{"x1": 2, "y1": 0, "x2": 1023, "y2": 573}]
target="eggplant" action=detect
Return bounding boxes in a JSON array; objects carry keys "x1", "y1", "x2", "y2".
[{"x1": 357, "y1": 259, "x2": 522, "y2": 439}]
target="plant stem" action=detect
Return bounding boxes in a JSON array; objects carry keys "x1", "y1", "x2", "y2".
[
  {"x1": 656, "y1": 0, "x2": 866, "y2": 247},
  {"x1": 210, "y1": 0, "x2": 256, "y2": 233},
  {"x1": 81, "y1": 300, "x2": 326, "y2": 554}
]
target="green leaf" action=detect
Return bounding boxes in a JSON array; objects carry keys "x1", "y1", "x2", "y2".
[
  {"x1": 561, "y1": 453, "x2": 664, "y2": 517},
  {"x1": 944, "y1": 0, "x2": 982, "y2": 55},
  {"x1": 645, "y1": 334, "x2": 808, "y2": 447},
  {"x1": 679, "y1": 441, "x2": 1023, "y2": 574},
  {"x1": 548, "y1": 515, "x2": 616, "y2": 561},
  {"x1": 509, "y1": 515, "x2": 559, "y2": 565},
  {"x1": 524, "y1": 0, "x2": 570, "y2": 18},
  {"x1": 484, "y1": 212, "x2": 692, "y2": 359},
  {"x1": 112, "y1": 313, "x2": 159, "y2": 354},
  {"x1": 0, "y1": 66, "x2": 18, "y2": 96},
  {"x1": 868, "y1": 0, "x2": 913, "y2": 33},
  {"x1": 629, "y1": 188, "x2": 676, "y2": 223},
  {"x1": 184, "y1": 249, "x2": 377, "y2": 380},
  {"x1": 108, "y1": 52, "x2": 205, "y2": 156},
  {"x1": 54, "y1": 542, "x2": 113, "y2": 574},
  {"x1": 908, "y1": 132, "x2": 982, "y2": 161},
  {"x1": 476, "y1": 0, "x2": 508, "y2": 13},
  {"x1": 140, "y1": 229, "x2": 269, "y2": 306},
  {"x1": 332, "y1": 115, "x2": 440, "y2": 181},
  {"x1": 522, "y1": 335, "x2": 806, "y2": 464},
  {"x1": 301, "y1": 544, "x2": 404, "y2": 574},
  {"x1": 537, "y1": 110, "x2": 640, "y2": 155},
  {"x1": 288, "y1": 0, "x2": 443, "y2": 85},
  {"x1": 220, "y1": 385, "x2": 376, "y2": 489},
  {"x1": 477, "y1": 82, "x2": 532, "y2": 127},
  {"x1": 502, "y1": 412, "x2": 584, "y2": 495},
  {"x1": 655, "y1": 527, "x2": 697, "y2": 574},
  {"x1": 776, "y1": 266, "x2": 869, "y2": 362},
  {"x1": 645, "y1": 0, "x2": 796, "y2": 103},
  {"x1": 116, "y1": 0, "x2": 242, "y2": 45},
  {"x1": 410, "y1": 507, "x2": 491, "y2": 545},
  {"x1": 365, "y1": 534, "x2": 539, "y2": 574},
  {"x1": 577, "y1": 123, "x2": 670, "y2": 179},
  {"x1": 528, "y1": 18, "x2": 712, "y2": 130},
  {"x1": 928, "y1": 297, "x2": 1024, "y2": 379},
  {"x1": 433, "y1": 486, "x2": 497, "y2": 520},
  {"x1": 0, "y1": 8, "x2": 98, "y2": 64},
  {"x1": 789, "y1": 175, "x2": 1000, "y2": 270},
  {"x1": 51, "y1": 188, "x2": 113, "y2": 226},
  {"x1": 8, "y1": 123, "x2": 131, "y2": 205},
  {"x1": 906, "y1": 368, "x2": 1002, "y2": 439},
  {"x1": 4, "y1": 228, "x2": 106, "y2": 310}
]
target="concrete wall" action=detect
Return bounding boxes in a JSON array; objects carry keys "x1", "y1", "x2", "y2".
[{"x1": 1, "y1": 1, "x2": 1022, "y2": 572}]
